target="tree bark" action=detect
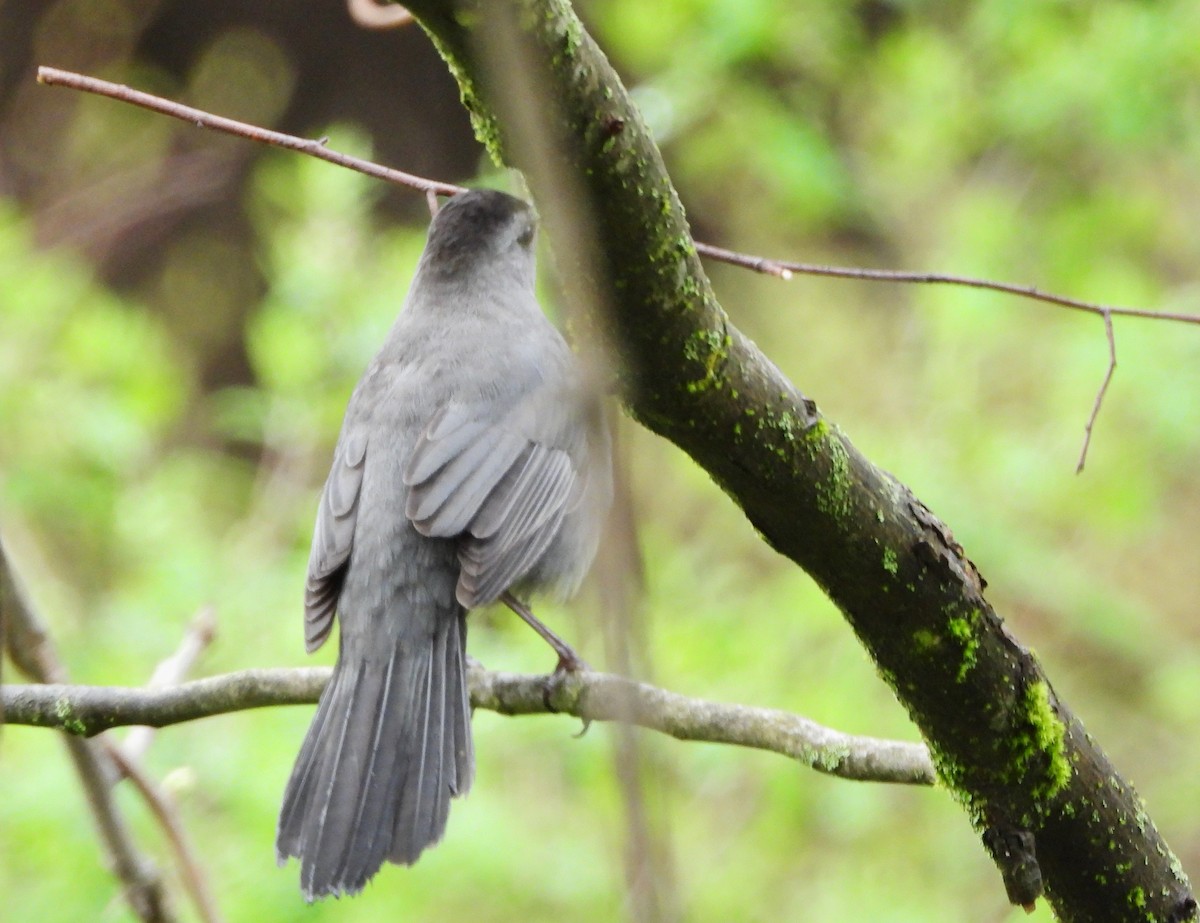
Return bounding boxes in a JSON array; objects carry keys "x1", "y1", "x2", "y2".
[{"x1": 396, "y1": 1, "x2": 1196, "y2": 920}]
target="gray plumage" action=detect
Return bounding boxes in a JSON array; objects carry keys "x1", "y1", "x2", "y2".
[{"x1": 276, "y1": 189, "x2": 612, "y2": 900}]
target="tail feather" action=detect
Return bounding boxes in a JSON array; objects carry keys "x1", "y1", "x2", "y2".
[
  {"x1": 390, "y1": 611, "x2": 466, "y2": 863},
  {"x1": 276, "y1": 669, "x2": 337, "y2": 851},
  {"x1": 303, "y1": 665, "x2": 381, "y2": 897},
  {"x1": 333, "y1": 648, "x2": 415, "y2": 890},
  {"x1": 276, "y1": 612, "x2": 472, "y2": 900},
  {"x1": 340, "y1": 641, "x2": 429, "y2": 889},
  {"x1": 446, "y1": 611, "x2": 474, "y2": 796}
]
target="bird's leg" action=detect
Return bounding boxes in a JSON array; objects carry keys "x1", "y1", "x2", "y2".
[{"x1": 500, "y1": 591, "x2": 589, "y2": 673}]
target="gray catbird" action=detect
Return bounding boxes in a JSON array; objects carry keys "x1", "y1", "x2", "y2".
[{"x1": 275, "y1": 189, "x2": 613, "y2": 900}]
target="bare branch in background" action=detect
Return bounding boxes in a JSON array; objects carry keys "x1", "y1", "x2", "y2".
[
  {"x1": 107, "y1": 607, "x2": 224, "y2": 923},
  {"x1": 104, "y1": 743, "x2": 224, "y2": 923},
  {"x1": 1, "y1": 534, "x2": 175, "y2": 923}
]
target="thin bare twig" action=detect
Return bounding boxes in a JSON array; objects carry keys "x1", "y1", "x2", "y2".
[
  {"x1": 122, "y1": 607, "x2": 217, "y2": 761},
  {"x1": 109, "y1": 606, "x2": 223, "y2": 923},
  {"x1": 730, "y1": 252, "x2": 1200, "y2": 327},
  {"x1": 1077, "y1": 310, "x2": 1117, "y2": 474},
  {"x1": 3, "y1": 665, "x2": 935, "y2": 786},
  {"x1": 64, "y1": 740, "x2": 173, "y2": 922},
  {"x1": 36, "y1": 67, "x2": 460, "y2": 198},
  {"x1": 694, "y1": 241, "x2": 793, "y2": 279},
  {"x1": 104, "y1": 743, "x2": 223, "y2": 923}
]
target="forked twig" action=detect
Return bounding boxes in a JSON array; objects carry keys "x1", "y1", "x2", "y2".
[
  {"x1": 1077, "y1": 310, "x2": 1116, "y2": 474},
  {"x1": 104, "y1": 743, "x2": 223, "y2": 923},
  {"x1": 1, "y1": 535, "x2": 173, "y2": 923}
]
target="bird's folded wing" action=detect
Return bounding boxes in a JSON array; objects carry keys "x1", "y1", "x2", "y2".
[
  {"x1": 304, "y1": 429, "x2": 368, "y2": 652},
  {"x1": 404, "y1": 404, "x2": 576, "y2": 607}
]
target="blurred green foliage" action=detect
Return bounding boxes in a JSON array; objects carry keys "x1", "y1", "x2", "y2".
[{"x1": 3, "y1": 1, "x2": 1200, "y2": 921}]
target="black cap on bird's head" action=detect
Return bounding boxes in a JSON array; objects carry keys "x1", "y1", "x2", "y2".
[{"x1": 419, "y1": 189, "x2": 538, "y2": 282}]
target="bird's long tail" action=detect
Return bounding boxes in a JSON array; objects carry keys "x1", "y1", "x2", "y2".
[{"x1": 276, "y1": 610, "x2": 473, "y2": 900}]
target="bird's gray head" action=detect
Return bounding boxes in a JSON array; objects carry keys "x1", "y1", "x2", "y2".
[{"x1": 417, "y1": 189, "x2": 537, "y2": 288}]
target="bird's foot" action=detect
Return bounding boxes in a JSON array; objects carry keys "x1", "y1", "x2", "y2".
[{"x1": 502, "y1": 591, "x2": 590, "y2": 675}]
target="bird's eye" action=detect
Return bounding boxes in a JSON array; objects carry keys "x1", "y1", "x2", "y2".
[{"x1": 517, "y1": 223, "x2": 535, "y2": 248}]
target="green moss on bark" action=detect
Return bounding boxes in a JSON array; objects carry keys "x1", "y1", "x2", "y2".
[
  {"x1": 1010, "y1": 680, "x2": 1071, "y2": 804},
  {"x1": 54, "y1": 696, "x2": 88, "y2": 736},
  {"x1": 947, "y1": 609, "x2": 981, "y2": 683}
]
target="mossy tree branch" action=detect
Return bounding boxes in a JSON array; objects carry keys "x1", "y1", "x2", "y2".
[{"x1": 397, "y1": 1, "x2": 1195, "y2": 920}]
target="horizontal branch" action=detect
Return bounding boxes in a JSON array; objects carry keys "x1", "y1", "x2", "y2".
[{"x1": 2, "y1": 665, "x2": 933, "y2": 786}]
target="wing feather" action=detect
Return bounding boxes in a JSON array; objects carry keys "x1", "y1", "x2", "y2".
[
  {"x1": 304, "y1": 430, "x2": 368, "y2": 652},
  {"x1": 404, "y1": 409, "x2": 487, "y2": 486},
  {"x1": 403, "y1": 406, "x2": 578, "y2": 609},
  {"x1": 406, "y1": 425, "x2": 526, "y2": 534}
]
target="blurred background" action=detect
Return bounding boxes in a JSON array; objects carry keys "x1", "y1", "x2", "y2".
[{"x1": 2, "y1": 0, "x2": 1200, "y2": 920}]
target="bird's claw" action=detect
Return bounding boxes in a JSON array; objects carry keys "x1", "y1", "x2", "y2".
[
  {"x1": 540, "y1": 659, "x2": 592, "y2": 737},
  {"x1": 554, "y1": 650, "x2": 590, "y2": 675}
]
